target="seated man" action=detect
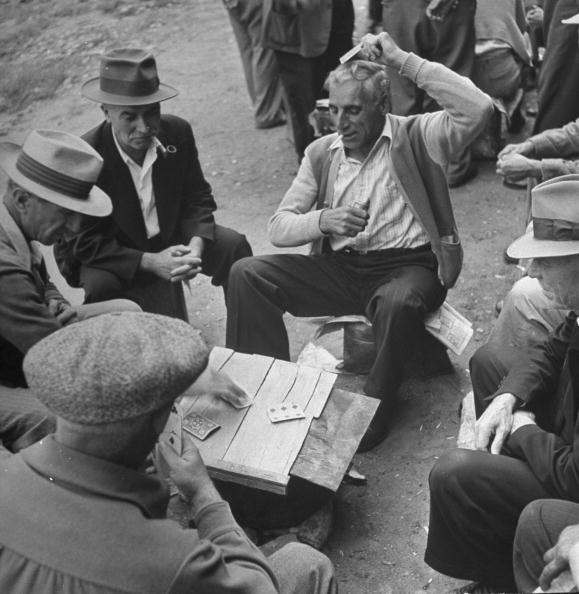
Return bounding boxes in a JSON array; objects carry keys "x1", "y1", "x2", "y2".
[
  {"x1": 226, "y1": 32, "x2": 493, "y2": 451},
  {"x1": 0, "y1": 128, "x2": 139, "y2": 452},
  {"x1": 514, "y1": 498, "x2": 579, "y2": 592},
  {"x1": 425, "y1": 174, "x2": 579, "y2": 592},
  {"x1": 497, "y1": 114, "x2": 579, "y2": 183},
  {"x1": 0, "y1": 311, "x2": 336, "y2": 593},
  {"x1": 55, "y1": 48, "x2": 252, "y2": 320}
]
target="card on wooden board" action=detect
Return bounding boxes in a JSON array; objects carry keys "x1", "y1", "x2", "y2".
[
  {"x1": 267, "y1": 402, "x2": 306, "y2": 424},
  {"x1": 183, "y1": 413, "x2": 220, "y2": 440}
]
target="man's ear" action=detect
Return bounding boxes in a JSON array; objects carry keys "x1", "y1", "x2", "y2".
[
  {"x1": 100, "y1": 104, "x2": 110, "y2": 122},
  {"x1": 11, "y1": 187, "x2": 32, "y2": 213}
]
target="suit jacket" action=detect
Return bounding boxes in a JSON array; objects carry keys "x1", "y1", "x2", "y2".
[
  {"x1": 261, "y1": 0, "x2": 332, "y2": 58},
  {"x1": 0, "y1": 204, "x2": 66, "y2": 387},
  {"x1": 501, "y1": 312, "x2": 579, "y2": 500},
  {"x1": 55, "y1": 114, "x2": 217, "y2": 286}
]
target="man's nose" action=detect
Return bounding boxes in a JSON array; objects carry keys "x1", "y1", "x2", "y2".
[
  {"x1": 135, "y1": 116, "x2": 150, "y2": 133},
  {"x1": 335, "y1": 110, "x2": 349, "y2": 129},
  {"x1": 66, "y1": 213, "x2": 83, "y2": 234}
]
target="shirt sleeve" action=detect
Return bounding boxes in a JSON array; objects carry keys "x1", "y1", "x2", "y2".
[
  {"x1": 268, "y1": 144, "x2": 325, "y2": 247},
  {"x1": 170, "y1": 501, "x2": 279, "y2": 593},
  {"x1": 530, "y1": 117, "x2": 579, "y2": 159},
  {"x1": 399, "y1": 53, "x2": 494, "y2": 166}
]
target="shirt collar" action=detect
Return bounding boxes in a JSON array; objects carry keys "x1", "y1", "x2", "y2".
[
  {"x1": 112, "y1": 130, "x2": 161, "y2": 168},
  {"x1": 0, "y1": 201, "x2": 37, "y2": 270},
  {"x1": 21, "y1": 435, "x2": 170, "y2": 519},
  {"x1": 329, "y1": 117, "x2": 393, "y2": 155}
]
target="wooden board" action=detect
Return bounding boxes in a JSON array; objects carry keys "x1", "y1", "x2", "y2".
[
  {"x1": 290, "y1": 388, "x2": 379, "y2": 492},
  {"x1": 179, "y1": 349, "x2": 363, "y2": 495}
]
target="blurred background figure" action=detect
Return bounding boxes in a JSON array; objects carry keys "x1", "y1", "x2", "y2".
[
  {"x1": 222, "y1": 0, "x2": 286, "y2": 129},
  {"x1": 533, "y1": 0, "x2": 579, "y2": 133},
  {"x1": 367, "y1": 0, "x2": 383, "y2": 33},
  {"x1": 262, "y1": 0, "x2": 354, "y2": 162},
  {"x1": 381, "y1": 0, "x2": 478, "y2": 187}
]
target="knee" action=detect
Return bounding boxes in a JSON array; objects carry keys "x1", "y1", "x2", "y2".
[
  {"x1": 229, "y1": 257, "x2": 269, "y2": 288},
  {"x1": 371, "y1": 284, "x2": 426, "y2": 320},
  {"x1": 216, "y1": 227, "x2": 253, "y2": 261},
  {"x1": 469, "y1": 342, "x2": 500, "y2": 378},
  {"x1": 429, "y1": 449, "x2": 476, "y2": 498},
  {"x1": 80, "y1": 267, "x2": 124, "y2": 303},
  {"x1": 515, "y1": 500, "x2": 546, "y2": 547},
  {"x1": 272, "y1": 542, "x2": 335, "y2": 592}
]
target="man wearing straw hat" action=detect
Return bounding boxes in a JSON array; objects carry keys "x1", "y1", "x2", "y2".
[
  {"x1": 0, "y1": 312, "x2": 336, "y2": 593},
  {"x1": 0, "y1": 129, "x2": 140, "y2": 453},
  {"x1": 55, "y1": 48, "x2": 252, "y2": 320},
  {"x1": 425, "y1": 174, "x2": 579, "y2": 591}
]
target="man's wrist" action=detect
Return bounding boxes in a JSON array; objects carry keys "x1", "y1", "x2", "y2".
[{"x1": 139, "y1": 252, "x2": 155, "y2": 272}]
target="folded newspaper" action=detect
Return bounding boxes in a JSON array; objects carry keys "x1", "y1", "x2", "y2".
[{"x1": 424, "y1": 301, "x2": 473, "y2": 356}]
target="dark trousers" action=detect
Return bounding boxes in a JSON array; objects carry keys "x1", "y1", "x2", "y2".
[
  {"x1": 513, "y1": 498, "x2": 579, "y2": 591},
  {"x1": 81, "y1": 225, "x2": 252, "y2": 320},
  {"x1": 225, "y1": 247, "x2": 446, "y2": 404},
  {"x1": 534, "y1": 0, "x2": 579, "y2": 133},
  {"x1": 425, "y1": 343, "x2": 563, "y2": 591},
  {"x1": 274, "y1": 0, "x2": 354, "y2": 161}
]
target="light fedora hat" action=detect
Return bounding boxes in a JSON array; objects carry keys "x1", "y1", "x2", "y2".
[
  {"x1": 562, "y1": 12, "x2": 579, "y2": 24},
  {"x1": 0, "y1": 129, "x2": 112, "y2": 217},
  {"x1": 508, "y1": 174, "x2": 579, "y2": 259},
  {"x1": 81, "y1": 48, "x2": 179, "y2": 106}
]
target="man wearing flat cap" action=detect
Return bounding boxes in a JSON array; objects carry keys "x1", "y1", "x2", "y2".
[
  {"x1": 0, "y1": 312, "x2": 336, "y2": 593},
  {"x1": 55, "y1": 48, "x2": 252, "y2": 320},
  {"x1": 424, "y1": 174, "x2": 579, "y2": 591},
  {"x1": 0, "y1": 129, "x2": 139, "y2": 454}
]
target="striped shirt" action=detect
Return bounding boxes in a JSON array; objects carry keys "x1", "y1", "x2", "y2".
[{"x1": 329, "y1": 119, "x2": 429, "y2": 252}]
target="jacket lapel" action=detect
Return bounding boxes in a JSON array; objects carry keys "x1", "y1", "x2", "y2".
[
  {"x1": 101, "y1": 125, "x2": 149, "y2": 249},
  {"x1": 152, "y1": 126, "x2": 179, "y2": 244}
]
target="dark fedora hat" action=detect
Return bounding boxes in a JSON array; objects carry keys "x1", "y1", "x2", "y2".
[
  {"x1": 81, "y1": 48, "x2": 179, "y2": 106},
  {"x1": 0, "y1": 129, "x2": 112, "y2": 217}
]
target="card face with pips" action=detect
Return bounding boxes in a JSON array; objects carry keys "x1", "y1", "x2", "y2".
[
  {"x1": 182, "y1": 413, "x2": 220, "y2": 440},
  {"x1": 267, "y1": 403, "x2": 306, "y2": 424}
]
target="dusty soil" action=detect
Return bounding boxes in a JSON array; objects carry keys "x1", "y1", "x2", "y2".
[{"x1": 0, "y1": 1, "x2": 532, "y2": 592}]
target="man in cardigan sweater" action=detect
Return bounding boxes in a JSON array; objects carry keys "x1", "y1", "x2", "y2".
[{"x1": 226, "y1": 32, "x2": 493, "y2": 451}]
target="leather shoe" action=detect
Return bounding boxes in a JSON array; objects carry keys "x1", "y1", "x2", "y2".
[{"x1": 357, "y1": 402, "x2": 392, "y2": 453}]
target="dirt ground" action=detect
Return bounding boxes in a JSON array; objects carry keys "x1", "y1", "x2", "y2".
[{"x1": 0, "y1": 1, "x2": 533, "y2": 592}]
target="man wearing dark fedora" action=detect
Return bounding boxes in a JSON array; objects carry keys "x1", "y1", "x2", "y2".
[
  {"x1": 55, "y1": 48, "x2": 252, "y2": 319},
  {"x1": 0, "y1": 129, "x2": 140, "y2": 454},
  {"x1": 424, "y1": 174, "x2": 579, "y2": 591},
  {"x1": 0, "y1": 312, "x2": 337, "y2": 593}
]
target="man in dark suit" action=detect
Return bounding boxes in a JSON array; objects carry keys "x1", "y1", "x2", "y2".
[
  {"x1": 425, "y1": 174, "x2": 579, "y2": 591},
  {"x1": 56, "y1": 48, "x2": 252, "y2": 320}
]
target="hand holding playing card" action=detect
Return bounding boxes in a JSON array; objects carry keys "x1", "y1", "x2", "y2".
[{"x1": 157, "y1": 439, "x2": 220, "y2": 510}]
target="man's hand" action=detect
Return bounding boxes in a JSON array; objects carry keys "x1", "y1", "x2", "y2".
[
  {"x1": 475, "y1": 392, "x2": 517, "y2": 454},
  {"x1": 319, "y1": 206, "x2": 369, "y2": 237},
  {"x1": 48, "y1": 299, "x2": 77, "y2": 326},
  {"x1": 497, "y1": 141, "x2": 533, "y2": 161},
  {"x1": 157, "y1": 438, "x2": 221, "y2": 512},
  {"x1": 182, "y1": 366, "x2": 251, "y2": 413},
  {"x1": 510, "y1": 410, "x2": 536, "y2": 433},
  {"x1": 539, "y1": 525, "x2": 579, "y2": 591},
  {"x1": 360, "y1": 32, "x2": 408, "y2": 69},
  {"x1": 496, "y1": 154, "x2": 542, "y2": 181},
  {"x1": 140, "y1": 245, "x2": 202, "y2": 282},
  {"x1": 527, "y1": 6, "x2": 544, "y2": 26}
]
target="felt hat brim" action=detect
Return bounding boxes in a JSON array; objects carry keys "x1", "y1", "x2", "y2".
[
  {"x1": 81, "y1": 77, "x2": 179, "y2": 105},
  {"x1": 562, "y1": 12, "x2": 579, "y2": 24},
  {"x1": 0, "y1": 142, "x2": 112, "y2": 217},
  {"x1": 507, "y1": 223, "x2": 579, "y2": 259}
]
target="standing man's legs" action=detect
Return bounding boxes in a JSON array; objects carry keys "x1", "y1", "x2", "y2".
[{"x1": 513, "y1": 498, "x2": 579, "y2": 591}]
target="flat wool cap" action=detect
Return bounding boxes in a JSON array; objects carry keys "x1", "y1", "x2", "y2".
[{"x1": 23, "y1": 312, "x2": 208, "y2": 425}]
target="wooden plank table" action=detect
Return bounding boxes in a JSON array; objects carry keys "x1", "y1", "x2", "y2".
[{"x1": 179, "y1": 347, "x2": 379, "y2": 495}]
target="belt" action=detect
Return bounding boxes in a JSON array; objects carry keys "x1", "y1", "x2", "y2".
[{"x1": 335, "y1": 243, "x2": 431, "y2": 257}]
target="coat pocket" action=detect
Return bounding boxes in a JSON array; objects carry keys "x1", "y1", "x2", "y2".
[{"x1": 437, "y1": 237, "x2": 463, "y2": 288}]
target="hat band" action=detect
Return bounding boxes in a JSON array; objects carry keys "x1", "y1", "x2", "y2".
[
  {"x1": 534, "y1": 217, "x2": 579, "y2": 241},
  {"x1": 16, "y1": 152, "x2": 92, "y2": 200},
  {"x1": 100, "y1": 76, "x2": 160, "y2": 98}
]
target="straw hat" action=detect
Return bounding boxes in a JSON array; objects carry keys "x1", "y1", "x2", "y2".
[
  {"x1": 0, "y1": 129, "x2": 111, "y2": 217},
  {"x1": 507, "y1": 174, "x2": 579, "y2": 259}
]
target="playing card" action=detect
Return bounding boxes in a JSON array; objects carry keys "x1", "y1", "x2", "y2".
[
  {"x1": 182, "y1": 413, "x2": 220, "y2": 440},
  {"x1": 267, "y1": 403, "x2": 306, "y2": 424}
]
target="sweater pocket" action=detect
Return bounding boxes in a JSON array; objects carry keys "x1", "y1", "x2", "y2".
[{"x1": 437, "y1": 237, "x2": 463, "y2": 288}]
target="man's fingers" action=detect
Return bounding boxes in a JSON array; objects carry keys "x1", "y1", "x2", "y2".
[
  {"x1": 489, "y1": 429, "x2": 505, "y2": 455},
  {"x1": 539, "y1": 558, "x2": 566, "y2": 591},
  {"x1": 474, "y1": 421, "x2": 491, "y2": 451}
]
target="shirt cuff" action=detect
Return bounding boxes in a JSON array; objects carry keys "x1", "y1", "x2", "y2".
[{"x1": 399, "y1": 52, "x2": 426, "y2": 81}]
